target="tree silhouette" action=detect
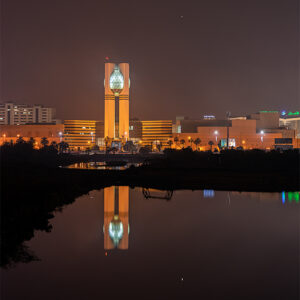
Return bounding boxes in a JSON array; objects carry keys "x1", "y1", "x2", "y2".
[
  {"x1": 51, "y1": 141, "x2": 58, "y2": 149},
  {"x1": 58, "y1": 141, "x2": 69, "y2": 153},
  {"x1": 208, "y1": 140, "x2": 214, "y2": 151},
  {"x1": 194, "y1": 138, "x2": 201, "y2": 151},
  {"x1": 41, "y1": 137, "x2": 49, "y2": 147},
  {"x1": 167, "y1": 140, "x2": 173, "y2": 148},
  {"x1": 16, "y1": 136, "x2": 25, "y2": 144},
  {"x1": 174, "y1": 136, "x2": 179, "y2": 148},
  {"x1": 180, "y1": 139, "x2": 186, "y2": 148},
  {"x1": 27, "y1": 137, "x2": 36, "y2": 148}
]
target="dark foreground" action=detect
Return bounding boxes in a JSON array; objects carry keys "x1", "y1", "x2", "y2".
[{"x1": 1, "y1": 146, "x2": 299, "y2": 298}]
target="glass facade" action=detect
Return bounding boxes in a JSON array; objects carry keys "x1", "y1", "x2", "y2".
[{"x1": 109, "y1": 66, "x2": 124, "y2": 96}]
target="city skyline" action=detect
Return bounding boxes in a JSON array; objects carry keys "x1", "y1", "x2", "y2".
[{"x1": 1, "y1": 0, "x2": 299, "y2": 121}]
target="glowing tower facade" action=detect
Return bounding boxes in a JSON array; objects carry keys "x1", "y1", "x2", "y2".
[
  {"x1": 104, "y1": 63, "x2": 130, "y2": 140},
  {"x1": 103, "y1": 186, "x2": 129, "y2": 250}
]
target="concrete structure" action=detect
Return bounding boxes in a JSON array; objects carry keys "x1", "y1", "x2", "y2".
[
  {"x1": 104, "y1": 63, "x2": 130, "y2": 140},
  {"x1": 141, "y1": 120, "x2": 173, "y2": 148},
  {"x1": 280, "y1": 112, "x2": 300, "y2": 138},
  {"x1": 103, "y1": 186, "x2": 129, "y2": 250},
  {"x1": 172, "y1": 118, "x2": 297, "y2": 150},
  {"x1": 64, "y1": 120, "x2": 97, "y2": 150},
  {"x1": 0, "y1": 102, "x2": 56, "y2": 125},
  {"x1": 0, "y1": 124, "x2": 64, "y2": 147}
]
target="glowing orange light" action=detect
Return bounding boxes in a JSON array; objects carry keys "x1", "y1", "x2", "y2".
[{"x1": 242, "y1": 140, "x2": 245, "y2": 144}]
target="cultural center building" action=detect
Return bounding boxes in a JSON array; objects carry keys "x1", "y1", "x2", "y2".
[{"x1": 172, "y1": 111, "x2": 299, "y2": 150}]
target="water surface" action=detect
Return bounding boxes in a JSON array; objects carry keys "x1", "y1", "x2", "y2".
[{"x1": 2, "y1": 188, "x2": 299, "y2": 300}]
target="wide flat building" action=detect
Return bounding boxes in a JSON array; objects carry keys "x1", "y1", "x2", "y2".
[
  {"x1": 141, "y1": 120, "x2": 173, "y2": 148},
  {"x1": 64, "y1": 120, "x2": 97, "y2": 150},
  {"x1": 0, "y1": 102, "x2": 56, "y2": 125},
  {"x1": 0, "y1": 124, "x2": 64, "y2": 147},
  {"x1": 173, "y1": 118, "x2": 297, "y2": 150}
]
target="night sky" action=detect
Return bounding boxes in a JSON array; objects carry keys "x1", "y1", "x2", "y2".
[{"x1": 1, "y1": 0, "x2": 299, "y2": 121}]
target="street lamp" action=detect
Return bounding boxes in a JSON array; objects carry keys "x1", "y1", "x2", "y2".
[
  {"x1": 90, "y1": 132, "x2": 94, "y2": 143},
  {"x1": 260, "y1": 130, "x2": 264, "y2": 143},
  {"x1": 214, "y1": 130, "x2": 218, "y2": 142},
  {"x1": 58, "y1": 131, "x2": 63, "y2": 142}
]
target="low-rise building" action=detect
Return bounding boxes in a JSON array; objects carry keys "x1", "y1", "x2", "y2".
[
  {"x1": 0, "y1": 124, "x2": 64, "y2": 147},
  {"x1": 64, "y1": 120, "x2": 97, "y2": 150},
  {"x1": 173, "y1": 118, "x2": 297, "y2": 150}
]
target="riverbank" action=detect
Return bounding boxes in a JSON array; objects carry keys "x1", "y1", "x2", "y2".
[{"x1": 2, "y1": 163, "x2": 299, "y2": 195}]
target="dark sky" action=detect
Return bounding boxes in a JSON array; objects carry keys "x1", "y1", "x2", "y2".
[{"x1": 1, "y1": 0, "x2": 299, "y2": 121}]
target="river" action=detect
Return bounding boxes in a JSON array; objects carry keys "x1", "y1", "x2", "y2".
[{"x1": 2, "y1": 188, "x2": 299, "y2": 300}]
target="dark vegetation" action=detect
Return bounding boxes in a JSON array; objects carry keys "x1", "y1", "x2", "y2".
[{"x1": 1, "y1": 142, "x2": 299, "y2": 268}]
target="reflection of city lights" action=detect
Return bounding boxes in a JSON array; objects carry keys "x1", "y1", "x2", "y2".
[
  {"x1": 203, "y1": 190, "x2": 215, "y2": 198},
  {"x1": 282, "y1": 192, "x2": 299, "y2": 204},
  {"x1": 282, "y1": 192, "x2": 285, "y2": 204},
  {"x1": 109, "y1": 216, "x2": 124, "y2": 246}
]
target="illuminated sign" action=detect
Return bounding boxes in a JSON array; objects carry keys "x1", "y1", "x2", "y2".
[
  {"x1": 221, "y1": 138, "x2": 236, "y2": 147},
  {"x1": 203, "y1": 115, "x2": 216, "y2": 120},
  {"x1": 287, "y1": 111, "x2": 299, "y2": 116},
  {"x1": 260, "y1": 111, "x2": 278, "y2": 113}
]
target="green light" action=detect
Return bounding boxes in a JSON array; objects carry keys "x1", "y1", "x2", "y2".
[
  {"x1": 259, "y1": 111, "x2": 278, "y2": 113},
  {"x1": 287, "y1": 192, "x2": 300, "y2": 203},
  {"x1": 287, "y1": 111, "x2": 299, "y2": 116}
]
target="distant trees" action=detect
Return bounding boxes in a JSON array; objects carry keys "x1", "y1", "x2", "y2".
[
  {"x1": 28, "y1": 137, "x2": 36, "y2": 147},
  {"x1": 58, "y1": 141, "x2": 69, "y2": 153},
  {"x1": 51, "y1": 141, "x2": 58, "y2": 149},
  {"x1": 16, "y1": 136, "x2": 25, "y2": 144},
  {"x1": 194, "y1": 138, "x2": 201, "y2": 151},
  {"x1": 208, "y1": 140, "x2": 214, "y2": 151},
  {"x1": 174, "y1": 136, "x2": 179, "y2": 148},
  {"x1": 41, "y1": 137, "x2": 49, "y2": 147},
  {"x1": 180, "y1": 139, "x2": 186, "y2": 148},
  {"x1": 167, "y1": 140, "x2": 173, "y2": 149}
]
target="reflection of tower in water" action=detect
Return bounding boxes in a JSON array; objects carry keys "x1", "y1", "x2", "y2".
[{"x1": 104, "y1": 186, "x2": 129, "y2": 250}]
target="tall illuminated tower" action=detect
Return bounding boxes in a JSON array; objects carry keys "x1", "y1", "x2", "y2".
[{"x1": 104, "y1": 63, "x2": 130, "y2": 139}]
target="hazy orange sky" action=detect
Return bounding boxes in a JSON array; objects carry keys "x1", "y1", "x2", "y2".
[{"x1": 1, "y1": 0, "x2": 299, "y2": 121}]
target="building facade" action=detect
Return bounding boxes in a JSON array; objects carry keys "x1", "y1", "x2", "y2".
[
  {"x1": 104, "y1": 63, "x2": 130, "y2": 140},
  {"x1": 0, "y1": 102, "x2": 56, "y2": 125},
  {"x1": 64, "y1": 120, "x2": 97, "y2": 150},
  {"x1": 141, "y1": 120, "x2": 173, "y2": 148},
  {"x1": 173, "y1": 118, "x2": 297, "y2": 150},
  {"x1": 0, "y1": 124, "x2": 64, "y2": 147}
]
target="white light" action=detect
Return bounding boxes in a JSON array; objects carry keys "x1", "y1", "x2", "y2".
[
  {"x1": 260, "y1": 130, "x2": 264, "y2": 134},
  {"x1": 214, "y1": 130, "x2": 218, "y2": 135}
]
